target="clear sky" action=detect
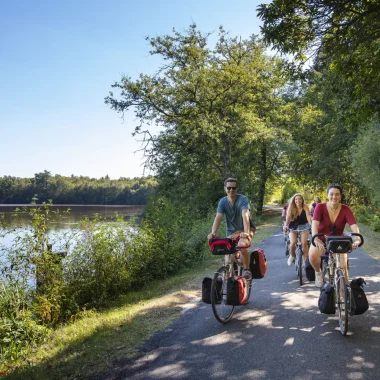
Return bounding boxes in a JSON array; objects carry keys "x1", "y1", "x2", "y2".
[{"x1": 0, "y1": 0, "x2": 264, "y2": 179}]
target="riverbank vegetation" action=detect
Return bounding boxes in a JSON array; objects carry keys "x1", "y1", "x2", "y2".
[{"x1": 0, "y1": 171, "x2": 156, "y2": 205}]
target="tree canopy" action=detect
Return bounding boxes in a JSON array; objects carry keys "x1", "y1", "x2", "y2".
[{"x1": 105, "y1": 24, "x2": 301, "y2": 213}]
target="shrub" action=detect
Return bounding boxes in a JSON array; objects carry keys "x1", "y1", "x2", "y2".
[{"x1": 0, "y1": 281, "x2": 49, "y2": 364}]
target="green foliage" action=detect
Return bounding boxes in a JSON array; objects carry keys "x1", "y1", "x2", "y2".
[
  {"x1": 355, "y1": 206, "x2": 380, "y2": 232},
  {"x1": 0, "y1": 281, "x2": 49, "y2": 363},
  {"x1": 280, "y1": 182, "x2": 298, "y2": 205},
  {"x1": 0, "y1": 196, "x2": 213, "y2": 366},
  {"x1": 0, "y1": 172, "x2": 156, "y2": 205},
  {"x1": 105, "y1": 24, "x2": 298, "y2": 214},
  {"x1": 352, "y1": 120, "x2": 380, "y2": 205}
]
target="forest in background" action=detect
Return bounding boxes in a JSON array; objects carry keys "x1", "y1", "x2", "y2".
[{"x1": 0, "y1": 171, "x2": 156, "y2": 205}]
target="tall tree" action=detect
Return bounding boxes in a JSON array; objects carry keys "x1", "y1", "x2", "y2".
[
  {"x1": 105, "y1": 24, "x2": 292, "y2": 213},
  {"x1": 258, "y1": 0, "x2": 380, "y2": 118}
]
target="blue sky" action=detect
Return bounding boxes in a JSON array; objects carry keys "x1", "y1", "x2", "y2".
[{"x1": 0, "y1": 0, "x2": 264, "y2": 179}]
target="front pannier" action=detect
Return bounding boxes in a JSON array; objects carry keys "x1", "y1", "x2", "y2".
[
  {"x1": 202, "y1": 277, "x2": 222, "y2": 304},
  {"x1": 226, "y1": 276, "x2": 248, "y2": 305},
  {"x1": 326, "y1": 236, "x2": 353, "y2": 254},
  {"x1": 249, "y1": 248, "x2": 267, "y2": 279},
  {"x1": 304, "y1": 257, "x2": 315, "y2": 281},
  {"x1": 208, "y1": 238, "x2": 234, "y2": 255},
  {"x1": 350, "y1": 278, "x2": 369, "y2": 315},
  {"x1": 318, "y1": 283, "x2": 335, "y2": 314}
]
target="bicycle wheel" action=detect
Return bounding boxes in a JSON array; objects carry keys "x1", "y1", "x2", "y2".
[
  {"x1": 285, "y1": 242, "x2": 290, "y2": 257},
  {"x1": 296, "y1": 247, "x2": 303, "y2": 286},
  {"x1": 336, "y1": 270, "x2": 349, "y2": 336},
  {"x1": 211, "y1": 266, "x2": 235, "y2": 323}
]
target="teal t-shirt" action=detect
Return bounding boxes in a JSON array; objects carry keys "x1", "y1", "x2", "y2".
[{"x1": 217, "y1": 194, "x2": 250, "y2": 236}]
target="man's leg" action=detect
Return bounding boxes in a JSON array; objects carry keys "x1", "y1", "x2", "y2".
[{"x1": 229, "y1": 230, "x2": 253, "y2": 280}]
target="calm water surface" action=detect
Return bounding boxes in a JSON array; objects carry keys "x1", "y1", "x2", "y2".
[
  {"x1": 0, "y1": 204, "x2": 144, "y2": 229},
  {"x1": 0, "y1": 205, "x2": 145, "y2": 263}
]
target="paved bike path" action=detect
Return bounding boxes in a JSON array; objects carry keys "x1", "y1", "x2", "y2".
[{"x1": 101, "y1": 228, "x2": 380, "y2": 380}]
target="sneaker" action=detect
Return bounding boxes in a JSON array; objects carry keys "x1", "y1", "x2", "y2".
[
  {"x1": 315, "y1": 271, "x2": 323, "y2": 288},
  {"x1": 287, "y1": 255, "x2": 295, "y2": 266},
  {"x1": 243, "y1": 269, "x2": 252, "y2": 281}
]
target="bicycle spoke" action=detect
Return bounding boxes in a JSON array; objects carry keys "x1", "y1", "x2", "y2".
[{"x1": 336, "y1": 271, "x2": 348, "y2": 335}]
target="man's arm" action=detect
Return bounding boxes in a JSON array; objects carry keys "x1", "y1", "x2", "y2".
[
  {"x1": 242, "y1": 208, "x2": 250, "y2": 234},
  {"x1": 208, "y1": 213, "x2": 223, "y2": 240}
]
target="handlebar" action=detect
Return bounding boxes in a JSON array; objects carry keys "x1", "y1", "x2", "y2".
[
  {"x1": 311, "y1": 233, "x2": 324, "y2": 247},
  {"x1": 311, "y1": 233, "x2": 364, "y2": 247},
  {"x1": 349, "y1": 232, "x2": 364, "y2": 247}
]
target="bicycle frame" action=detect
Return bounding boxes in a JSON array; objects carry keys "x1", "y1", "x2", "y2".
[
  {"x1": 288, "y1": 229, "x2": 310, "y2": 285},
  {"x1": 211, "y1": 245, "x2": 252, "y2": 324}
]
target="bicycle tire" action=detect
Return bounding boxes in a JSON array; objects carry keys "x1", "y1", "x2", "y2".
[
  {"x1": 336, "y1": 270, "x2": 349, "y2": 336},
  {"x1": 295, "y1": 246, "x2": 303, "y2": 286},
  {"x1": 211, "y1": 266, "x2": 235, "y2": 323}
]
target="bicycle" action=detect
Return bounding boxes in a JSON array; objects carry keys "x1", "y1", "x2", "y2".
[
  {"x1": 294, "y1": 231, "x2": 304, "y2": 286},
  {"x1": 311, "y1": 232, "x2": 364, "y2": 335},
  {"x1": 287, "y1": 230, "x2": 310, "y2": 286},
  {"x1": 209, "y1": 236, "x2": 252, "y2": 323}
]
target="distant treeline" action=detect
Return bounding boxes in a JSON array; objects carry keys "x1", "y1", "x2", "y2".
[{"x1": 0, "y1": 171, "x2": 156, "y2": 205}]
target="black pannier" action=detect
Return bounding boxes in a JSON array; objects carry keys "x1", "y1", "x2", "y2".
[
  {"x1": 208, "y1": 238, "x2": 234, "y2": 255},
  {"x1": 202, "y1": 276, "x2": 222, "y2": 304},
  {"x1": 326, "y1": 236, "x2": 353, "y2": 254},
  {"x1": 304, "y1": 257, "x2": 315, "y2": 281},
  {"x1": 350, "y1": 278, "x2": 369, "y2": 315},
  {"x1": 318, "y1": 283, "x2": 335, "y2": 314}
]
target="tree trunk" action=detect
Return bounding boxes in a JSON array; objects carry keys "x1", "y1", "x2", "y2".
[{"x1": 256, "y1": 142, "x2": 267, "y2": 215}]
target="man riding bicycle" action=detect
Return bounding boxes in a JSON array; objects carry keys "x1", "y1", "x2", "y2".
[{"x1": 207, "y1": 178, "x2": 256, "y2": 280}]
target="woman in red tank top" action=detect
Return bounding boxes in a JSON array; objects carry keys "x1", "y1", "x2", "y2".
[{"x1": 309, "y1": 184, "x2": 361, "y2": 287}]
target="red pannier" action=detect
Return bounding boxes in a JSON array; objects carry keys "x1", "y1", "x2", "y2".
[
  {"x1": 250, "y1": 248, "x2": 267, "y2": 279},
  {"x1": 226, "y1": 276, "x2": 248, "y2": 305}
]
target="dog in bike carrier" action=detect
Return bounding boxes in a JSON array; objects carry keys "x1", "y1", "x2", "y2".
[{"x1": 326, "y1": 236, "x2": 353, "y2": 253}]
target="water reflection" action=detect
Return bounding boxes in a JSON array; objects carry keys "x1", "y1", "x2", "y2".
[{"x1": 0, "y1": 204, "x2": 144, "y2": 230}]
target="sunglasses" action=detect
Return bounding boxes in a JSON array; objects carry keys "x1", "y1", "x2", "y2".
[
  {"x1": 226, "y1": 186, "x2": 237, "y2": 190},
  {"x1": 330, "y1": 225, "x2": 336, "y2": 235}
]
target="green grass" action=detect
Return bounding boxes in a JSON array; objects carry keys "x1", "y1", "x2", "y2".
[
  {"x1": 353, "y1": 223, "x2": 380, "y2": 260},
  {"x1": 1, "y1": 210, "x2": 287, "y2": 380}
]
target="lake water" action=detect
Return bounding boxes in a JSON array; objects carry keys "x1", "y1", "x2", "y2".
[
  {"x1": 0, "y1": 205, "x2": 145, "y2": 266},
  {"x1": 0, "y1": 204, "x2": 145, "y2": 230}
]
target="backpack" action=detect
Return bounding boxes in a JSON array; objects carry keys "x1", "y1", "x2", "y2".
[
  {"x1": 249, "y1": 248, "x2": 267, "y2": 279},
  {"x1": 226, "y1": 276, "x2": 248, "y2": 305},
  {"x1": 318, "y1": 283, "x2": 335, "y2": 314},
  {"x1": 202, "y1": 277, "x2": 222, "y2": 304},
  {"x1": 304, "y1": 257, "x2": 315, "y2": 281},
  {"x1": 350, "y1": 278, "x2": 369, "y2": 315}
]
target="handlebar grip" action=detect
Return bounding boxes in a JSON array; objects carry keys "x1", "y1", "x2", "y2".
[
  {"x1": 311, "y1": 233, "x2": 324, "y2": 247},
  {"x1": 349, "y1": 232, "x2": 364, "y2": 247}
]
